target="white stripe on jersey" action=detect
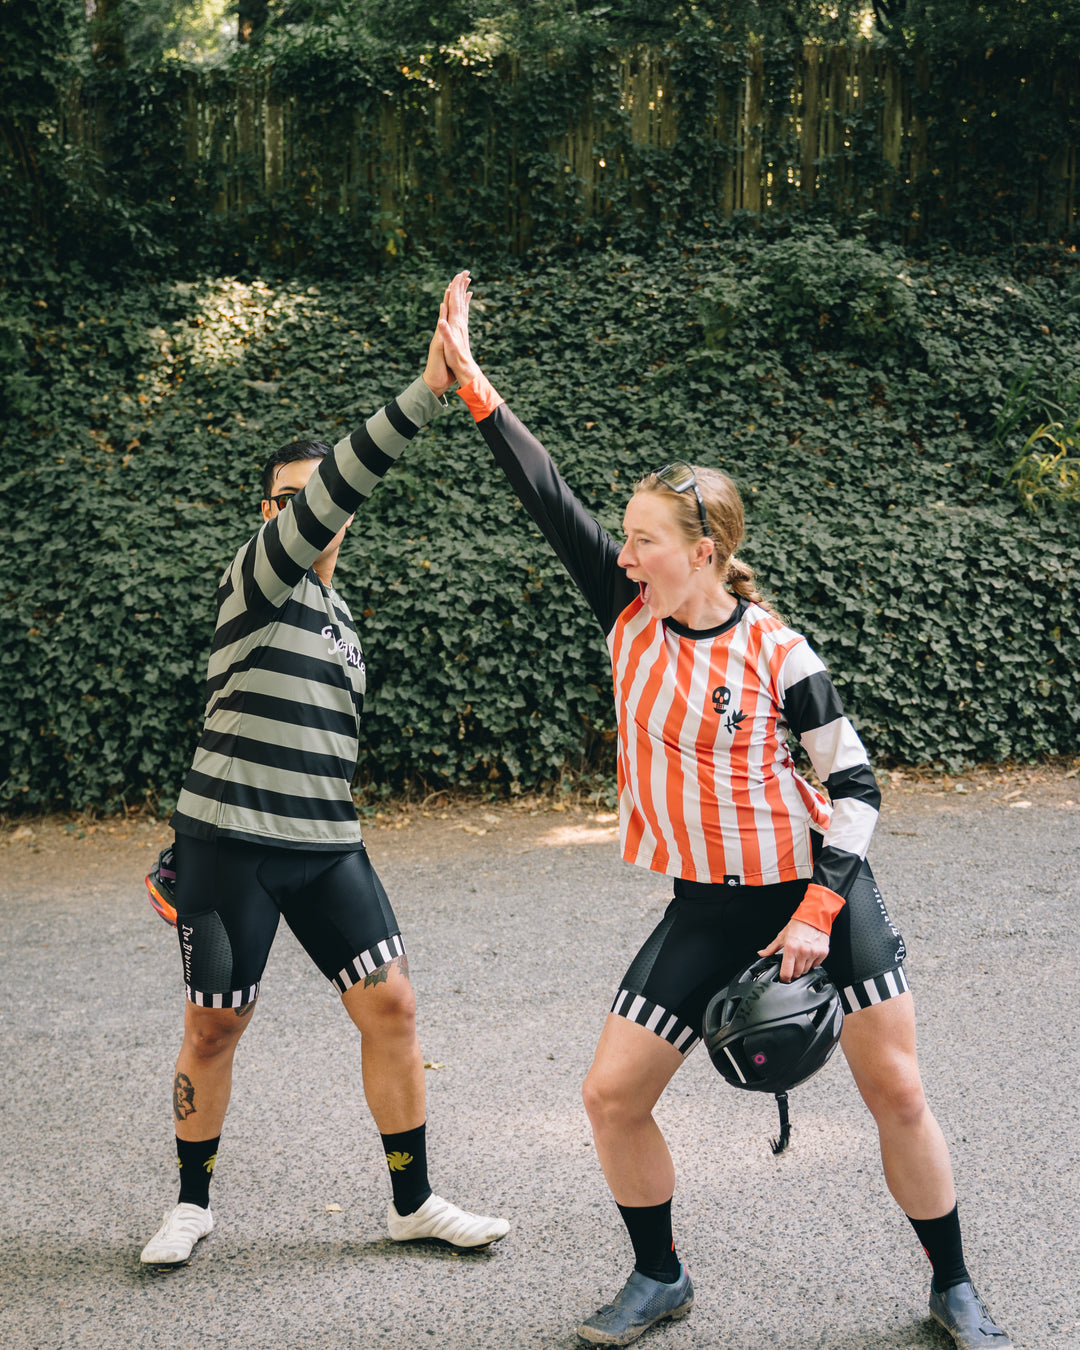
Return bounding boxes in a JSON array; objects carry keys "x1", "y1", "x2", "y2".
[
  {"x1": 798, "y1": 715, "x2": 870, "y2": 778},
  {"x1": 824, "y1": 797, "x2": 879, "y2": 858},
  {"x1": 608, "y1": 598, "x2": 871, "y2": 886}
]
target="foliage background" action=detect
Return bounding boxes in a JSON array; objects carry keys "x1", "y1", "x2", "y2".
[
  {"x1": 3, "y1": 229, "x2": 1078, "y2": 813},
  {"x1": 1, "y1": 1, "x2": 1079, "y2": 813},
  {"x1": 2, "y1": 0, "x2": 1080, "y2": 285}
]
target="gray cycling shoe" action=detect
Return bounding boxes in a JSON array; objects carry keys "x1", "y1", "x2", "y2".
[
  {"x1": 577, "y1": 1265, "x2": 694, "y2": 1346},
  {"x1": 929, "y1": 1281, "x2": 1013, "y2": 1348}
]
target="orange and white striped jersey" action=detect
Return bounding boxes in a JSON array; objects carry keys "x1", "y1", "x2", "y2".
[
  {"x1": 610, "y1": 592, "x2": 871, "y2": 889},
  {"x1": 460, "y1": 373, "x2": 881, "y2": 932}
]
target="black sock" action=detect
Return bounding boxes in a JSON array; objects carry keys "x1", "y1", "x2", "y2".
[
  {"x1": 617, "y1": 1200, "x2": 681, "y2": 1283},
  {"x1": 176, "y1": 1135, "x2": 220, "y2": 1209},
  {"x1": 907, "y1": 1204, "x2": 970, "y2": 1292},
  {"x1": 381, "y1": 1124, "x2": 432, "y2": 1216}
]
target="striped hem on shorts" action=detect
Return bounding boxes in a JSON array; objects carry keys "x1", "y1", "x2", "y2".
[
  {"x1": 186, "y1": 981, "x2": 260, "y2": 1008},
  {"x1": 839, "y1": 965, "x2": 909, "y2": 1015},
  {"x1": 611, "y1": 988, "x2": 699, "y2": 1056},
  {"x1": 333, "y1": 933, "x2": 407, "y2": 994}
]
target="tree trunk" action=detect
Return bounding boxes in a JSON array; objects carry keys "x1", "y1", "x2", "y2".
[{"x1": 85, "y1": 0, "x2": 125, "y2": 67}]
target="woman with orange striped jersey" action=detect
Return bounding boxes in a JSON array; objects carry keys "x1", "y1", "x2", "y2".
[{"x1": 436, "y1": 271, "x2": 1010, "y2": 1350}]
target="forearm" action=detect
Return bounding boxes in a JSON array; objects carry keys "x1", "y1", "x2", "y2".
[
  {"x1": 458, "y1": 374, "x2": 632, "y2": 631},
  {"x1": 792, "y1": 859, "x2": 857, "y2": 933},
  {"x1": 778, "y1": 653, "x2": 881, "y2": 933},
  {"x1": 244, "y1": 377, "x2": 445, "y2": 608},
  {"x1": 328, "y1": 375, "x2": 446, "y2": 511}
]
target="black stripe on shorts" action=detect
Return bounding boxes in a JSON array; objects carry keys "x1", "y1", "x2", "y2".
[
  {"x1": 839, "y1": 965, "x2": 909, "y2": 1015},
  {"x1": 187, "y1": 980, "x2": 260, "y2": 1009}
]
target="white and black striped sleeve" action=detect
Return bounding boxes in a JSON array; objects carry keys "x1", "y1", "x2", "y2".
[
  {"x1": 777, "y1": 642, "x2": 881, "y2": 904},
  {"x1": 238, "y1": 376, "x2": 444, "y2": 612}
]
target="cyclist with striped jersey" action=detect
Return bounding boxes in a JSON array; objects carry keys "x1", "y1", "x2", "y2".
[{"x1": 436, "y1": 271, "x2": 1009, "y2": 1350}]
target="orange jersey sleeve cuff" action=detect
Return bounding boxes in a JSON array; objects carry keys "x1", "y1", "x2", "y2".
[
  {"x1": 457, "y1": 370, "x2": 504, "y2": 422},
  {"x1": 793, "y1": 883, "x2": 846, "y2": 935}
]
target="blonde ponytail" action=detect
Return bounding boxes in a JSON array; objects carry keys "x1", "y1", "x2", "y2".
[{"x1": 725, "y1": 555, "x2": 779, "y2": 618}]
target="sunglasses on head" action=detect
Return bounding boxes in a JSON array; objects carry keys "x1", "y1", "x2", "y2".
[{"x1": 653, "y1": 461, "x2": 711, "y2": 541}]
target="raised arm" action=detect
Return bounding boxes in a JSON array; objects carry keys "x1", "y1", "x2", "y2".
[
  {"x1": 234, "y1": 281, "x2": 459, "y2": 612},
  {"x1": 438, "y1": 272, "x2": 635, "y2": 636}
]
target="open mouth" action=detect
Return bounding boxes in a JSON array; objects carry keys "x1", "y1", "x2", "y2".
[{"x1": 624, "y1": 571, "x2": 654, "y2": 608}]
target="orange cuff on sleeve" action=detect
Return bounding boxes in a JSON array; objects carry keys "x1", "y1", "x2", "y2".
[
  {"x1": 457, "y1": 370, "x2": 504, "y2": 422},
  {"x1": 792, "y1": 883, "x2": 846, "y2": 936}
]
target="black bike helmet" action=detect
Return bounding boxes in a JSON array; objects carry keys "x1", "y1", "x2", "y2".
[{"x1": 703, "y1": 955, "x2": 843, "y2": 1153}]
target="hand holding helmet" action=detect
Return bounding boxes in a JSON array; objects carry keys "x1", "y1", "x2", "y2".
[
  {"x1": 702, "y1": 954, "x2": 843, "y2": 1153},
  {"x1": 757, "y1": 915, "x2": 830, "y2": 982},
  {"x1": 145, "y1": 845, "x2": 177, "y2": 927}
]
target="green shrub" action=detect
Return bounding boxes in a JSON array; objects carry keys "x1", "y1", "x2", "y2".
[
  {"x1": 697, "y1": 225, "x2": 923, "y2": 370},
  {"x1": 2, "y1": 232, "x2": 1078, "y2": 813},
  {"x1": 1006, "y1": 419, "x2": 1080, "y2": 514}
]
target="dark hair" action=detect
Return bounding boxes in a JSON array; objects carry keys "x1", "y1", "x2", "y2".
[{"x1": 260, "y1": 439, "x2": 331, "y2": 499}]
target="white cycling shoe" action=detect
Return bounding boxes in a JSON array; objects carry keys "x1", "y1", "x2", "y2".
[
  {"x1": 140, "y1": 1202, "x2": 214, "y2": 1264},
  {"x1": 387, "y1": 1193, "x2": 509, "y2": 1249}
]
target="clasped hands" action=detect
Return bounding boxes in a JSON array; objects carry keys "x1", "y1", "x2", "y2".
[{"x1": 423, "y1": 270, "x2": 481, "y2": 399}]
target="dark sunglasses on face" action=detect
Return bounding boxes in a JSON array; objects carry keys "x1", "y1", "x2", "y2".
[
  {"x1": 269, "y1": 492, "x2": 297, "y2": 512},
  {"x1": 653, "y1": 460, "x2": 712, "y2": 541}
]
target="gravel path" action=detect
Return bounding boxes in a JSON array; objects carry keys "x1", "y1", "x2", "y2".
[{"x1": 1, "y1": 768, "x2": 1076, "y2": 1349}]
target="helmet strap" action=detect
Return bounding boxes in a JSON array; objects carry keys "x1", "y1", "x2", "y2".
[{"x1": 770, "y1": 1092, "x2": 791, "y2": 1156}]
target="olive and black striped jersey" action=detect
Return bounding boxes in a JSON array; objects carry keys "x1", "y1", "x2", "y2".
[
  {"x1": 459, "y1": 372, "x2": 880, "y2": 933},
  {"x1": 171, "y1": 376, "x2": 444, "y2": 850}
]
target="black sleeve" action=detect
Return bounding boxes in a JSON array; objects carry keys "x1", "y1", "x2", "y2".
[{"x1": 474, "y1": 402, "x2": 637, "y2": 636}]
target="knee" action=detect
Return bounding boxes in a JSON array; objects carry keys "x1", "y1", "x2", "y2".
[
  {"x1": 183, "y1": 1011, "x2": 248, "y2": 1061},
  {"x1": 346, "y1": 970, "x2": 417, "y2": 1037},
  {"x1": 582, "y1": 1067, "x2": 637, "y2": 1132},
  {"x1": 861, "y1": 1068, "x2": 928, "y2": 1129},
  {"x1": 376, "y1": 979, "x2": 417, "y2": 1030}
]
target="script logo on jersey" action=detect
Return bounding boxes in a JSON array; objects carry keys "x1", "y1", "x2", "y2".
[{"x1": 321, "y1": 623, "x2": 365, "y2": 672}]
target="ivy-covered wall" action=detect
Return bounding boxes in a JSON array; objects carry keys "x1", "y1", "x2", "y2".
[
  {"x1": 3, "y1": 229, "x2": 1078, "y2": 813},
  {"x1": 3, "y1": 8, "x2": 1078, "y2": 813},
  {"x1": 4, "y1": 33, "x2": 1080, "y2": 286},
  {"x1": 56, "y1": 39, "x2": 1080, "y2": 272}
]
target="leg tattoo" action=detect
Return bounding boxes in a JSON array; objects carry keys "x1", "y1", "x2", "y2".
[
  {"x1": 363, "y1": 953, "x2": 410, "y2": 988},
  {"x1": 173, "y1": 1071, "x2": 196, "y2": 1122}
]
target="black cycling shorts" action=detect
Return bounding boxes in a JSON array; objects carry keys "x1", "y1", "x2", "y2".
[
  {"x1": 611, "y1": 857, "x2": 907, "y2": 1056},
  {"x1": 172, "y1": 833, "x2": 404, "y2": 1008}
]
